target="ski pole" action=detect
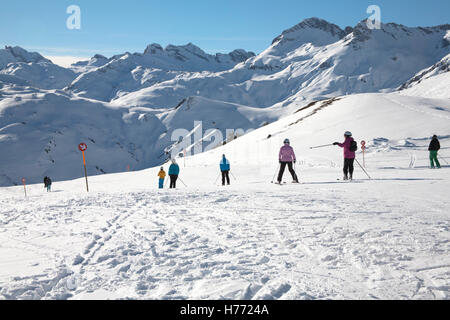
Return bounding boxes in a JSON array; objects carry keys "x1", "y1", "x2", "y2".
[
  {"x1": 355, "y1": 158, "x2": 371, "y2": 179},
  {"x1": 230, "y1": 171, "x2": 236, "y2": 181},
  {"x1": 178, "y1": 177, "x2": 188, "y2": 188},
  {"x1": 271, "y1": 164, "x2": 280, "y2": 183},
  {"x1": 438, "y1": 154, "x2": 449, "y2": 165},
  {"x1": 310, "y1": 144, "x2": 334, "y2": 150},
  {"x1": 214, "y1": 173, "x2": 221, "y2": 185}
]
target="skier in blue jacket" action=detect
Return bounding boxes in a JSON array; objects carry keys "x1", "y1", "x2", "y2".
[
  {"x1": 220, "y1": 154, "x2": 231, "y2": 186},
  {"x1": 168, "y1": 159, "x2": 180, "y2": 189}
]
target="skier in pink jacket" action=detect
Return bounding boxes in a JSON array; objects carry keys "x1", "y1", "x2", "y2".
[
  {"x1": 333, "y1": 131, "x2": 356, "y2": 180},
  {"x1": 277, "y1": 139, "x2": 299, "y2": 184}
]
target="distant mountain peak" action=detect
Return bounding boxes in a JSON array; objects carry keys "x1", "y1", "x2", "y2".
[
  {"x1": 272, "y1": 17, "x2": 346, "y2": 45},
  {"x1": 296, "y1": 17, "x2": 344, "y2": 33},
  {"x1": 142, "y1": 42, "x2": 254, "y2": 64},
  {"x1": 3, "y1": 46, "x2": 50, "y2": 64},
  {"x1": 144, "y1": 43, "x2": 164, "y2": 55},
  {"x1": 93, "y1": 54, "x2": 108, "y2": 60},
  {"x1": 166, "y1": 43, "x2": 208, "y2": 58}
]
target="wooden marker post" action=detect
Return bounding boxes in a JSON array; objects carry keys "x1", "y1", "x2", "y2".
[
  {"x1": 22, "y1": 178, "x2": 27, "y2": 197},
  {"x1": 78, "y1": 143, "x2": 89, "y2": 192}
]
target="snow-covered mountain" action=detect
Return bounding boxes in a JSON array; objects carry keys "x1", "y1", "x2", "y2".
[
  {"x1": 66, "y1": 44, "x2": 255, "y2": 101},
  {"x1": 0, "y1": 46, "x2": 76, "y2": 89},
  {"x1": 105, "y1": 18, "x2": 450, "y2": 113},
  {"x1": 1, "y1": 18, "x2": 449, "y2": 186},
  {"x1": 0, "y1": 82, "x2": 276, "y2": 186},
  {"x1": 0, "y1": 46, "x2": 50, "y2": 68}
]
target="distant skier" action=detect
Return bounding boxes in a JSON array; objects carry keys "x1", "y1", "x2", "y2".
[
  {"x1": 277, "y1": 139, "x2": 299, "y2": 184},
  {"x1": 428, "y1": 135, "x2": 441, "y2": 169},
  {"x1": 43, "y1": 176, "x2": 52, "y2": 192},
  {"x1": 168, "y1": 159, "x2": 180, "y2": 189},
  {"x1": 333, "y1": 131, "x2": 357, "y2": 180},
  {"x1": 220, "y1": 154, "x2": 231, "y2": 186},
  {"x1": 158, "y1": 167, "x2": 166, "y2": 189}
]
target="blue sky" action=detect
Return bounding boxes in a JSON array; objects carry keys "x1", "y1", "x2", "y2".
[{"x1": 1, "y1": 0, "x2": 449, "y2": 62}]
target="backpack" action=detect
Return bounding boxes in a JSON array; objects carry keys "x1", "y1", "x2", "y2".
[{"x1": 350, "y1": 140, "x2": 358, "y2": 152}]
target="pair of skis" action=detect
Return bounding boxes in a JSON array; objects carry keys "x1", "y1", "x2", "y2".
[{"x1": 272, "y1": 181, "x2": 300, "y2": 185}]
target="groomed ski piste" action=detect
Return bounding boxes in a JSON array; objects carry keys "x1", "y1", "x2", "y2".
[{"x1": 1, "y1": 91, "x2": 449, "y2": 300}]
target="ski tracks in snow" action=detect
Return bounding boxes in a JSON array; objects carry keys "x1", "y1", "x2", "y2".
[{"x1": 0, "y1": 181, "x2": 449, "y2": 299}]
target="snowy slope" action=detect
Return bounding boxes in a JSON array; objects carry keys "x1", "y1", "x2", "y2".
[
  {"x1": 2, "y1": 70, "x2": 449, "y2": 187},
  {"x1": 0, "y1": 86, "x2": 274, "y2": 186},
  {"x1": 0, "y1": 85, "x2": 165, "y2": 186},
  {"x1": 399, "y1": 72, "x2": 450, "y2": 99},
  {"x1": 399, "y1": 53, "x2": 450, "y2": 99},
  {"x1": 1, "y1": 91, "x2": 449, "y2": 300}
]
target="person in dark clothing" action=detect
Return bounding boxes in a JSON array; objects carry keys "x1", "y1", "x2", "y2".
[
  {"x1": 277, "y1": 139, "x2": 299, "y2": 183},
  {"x1": 168, "y1": 159, "x2": 180, "y2": 188},
  {"x1": 343, "y1": 159, "x2": 354, "y2": 180},
  {"x1": 169, "y1": 175, "x2": 177, "y2": 189},
  {"x1": 428, "y1": 135, "x2": 441, "y2": 169},
  {"x1": 220, "y1": 154, "x2": 231, "y2": 186},
  {"x1": 43, "y1": 176, "x2": 52, "y2": 192}
]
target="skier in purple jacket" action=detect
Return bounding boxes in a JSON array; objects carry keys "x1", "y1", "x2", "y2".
[
  {"x1": 277, "y1": 139, "x2": 299, "y2": 184},
  {"x1": 333, "y1": 131, "x2": 356, "y2": 180}
]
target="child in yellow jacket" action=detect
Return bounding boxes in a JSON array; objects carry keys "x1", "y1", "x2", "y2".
[{"x1": 158, "y1": 167, "x2": 166, "y2": 189}]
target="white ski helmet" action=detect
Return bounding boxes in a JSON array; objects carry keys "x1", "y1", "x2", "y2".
[{"x1": 344, "y1": 131, "x2": 352, "y2": 137}]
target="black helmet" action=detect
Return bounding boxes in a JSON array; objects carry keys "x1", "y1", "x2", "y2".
[{"x1": 284, "y1": 138, "x2": 290, "y2": 144}]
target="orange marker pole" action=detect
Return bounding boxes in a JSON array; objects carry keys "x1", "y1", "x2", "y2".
[
  {"x1": 82, "y1": 151, "x2": 89, "y2": 192},
  {"x1": 78, "y1": 143, "x2": 89, "y2": 192},
  {"x1": 363, "y1": 149, "x2": 365, "y2": 168}
]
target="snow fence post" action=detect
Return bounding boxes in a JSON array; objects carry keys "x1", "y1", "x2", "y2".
[{"x1": 22, "y1": 178, "x2": 27, "y2": 198}]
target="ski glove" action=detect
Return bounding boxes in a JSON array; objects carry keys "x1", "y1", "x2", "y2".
[{"x1": 333, "y1": 142, "x2": 339, "y2": 145}]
